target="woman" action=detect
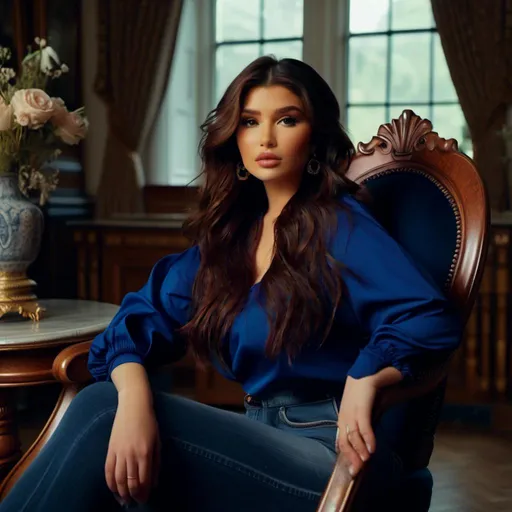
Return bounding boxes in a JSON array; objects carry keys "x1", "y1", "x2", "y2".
[{"x1": 0, "y1": 56, "x2": 461, "y2": 512}]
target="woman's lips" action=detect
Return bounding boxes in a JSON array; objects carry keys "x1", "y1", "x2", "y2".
[{"x1": 256, "y1": 159, "x2": 281, "y2": 168}]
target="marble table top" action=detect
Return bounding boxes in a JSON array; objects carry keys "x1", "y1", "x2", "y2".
[{"x1": 0, "y1": 299, "x2": 119, "y2": 346}]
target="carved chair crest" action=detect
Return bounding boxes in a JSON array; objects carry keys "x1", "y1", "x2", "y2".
[{"x1": 358, "y1": 109, "x2": 459, "y2": 159}]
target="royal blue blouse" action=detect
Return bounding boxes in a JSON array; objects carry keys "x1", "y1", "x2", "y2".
[{"x1": 88, "y1": 194, "x2": 462, "y2": 394}]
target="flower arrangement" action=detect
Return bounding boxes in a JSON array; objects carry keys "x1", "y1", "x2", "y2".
[{"x1": 0, "y1": 37, "x2": 88, "y2": 205}]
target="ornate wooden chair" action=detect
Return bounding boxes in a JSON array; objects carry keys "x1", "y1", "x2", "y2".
[
  {"x1": 317, "y1": 110, "x2": 489, "y2": 510},
  {"x1": 0, "y1": 110, "x2": 489, "y2": 511}
]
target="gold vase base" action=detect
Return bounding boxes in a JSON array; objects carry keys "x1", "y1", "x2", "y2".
[
  {"x1": 0, "y1": 271, "x2": 45, "y2": 322},
  {"x1": 0, "y1": 301, "x2": 45, "y2": 321}
]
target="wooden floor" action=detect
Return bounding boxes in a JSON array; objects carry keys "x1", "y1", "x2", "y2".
[{"x1": 429, "y1": 429, "x2": 512, "y2": 512}]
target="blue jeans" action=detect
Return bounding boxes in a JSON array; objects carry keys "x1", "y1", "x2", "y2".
[{"x1": 0, "y1": 382, "x2": 403, "y2": 511}]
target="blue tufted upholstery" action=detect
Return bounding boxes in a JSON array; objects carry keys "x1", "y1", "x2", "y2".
[
  {"x1": 361, "y1": 170, "x2": 460, "y2": 511},
  {"x1": 397, "y1": 468, "x2": 434, "y2": 512},
  {"x1": 360, "y1": 169, "x2": 458, "y2": 510},
  {"x1": 363, "y1": 170, "x2": 458, "y2": 293}
]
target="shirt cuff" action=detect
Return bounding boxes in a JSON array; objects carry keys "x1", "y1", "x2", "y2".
[
  {"x1": 107, "y1": 353, "x2": 144, "y2": 380},
  {"x1": 347, "y1": 346, "x2": 412, "y2": 380}
]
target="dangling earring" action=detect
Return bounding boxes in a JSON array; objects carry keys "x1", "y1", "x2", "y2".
[
  {"x1": 307, "y1": 155, "x2": 321, "y2": 175},
  {"x1": 236, "y1": 162, "x2": 249, "y2": 181}
]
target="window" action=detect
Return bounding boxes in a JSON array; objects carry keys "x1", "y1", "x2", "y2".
[
  {"x1": 145, "y1": 0, "x2": 304, "y2": 186},
  {"x1": 144, "y1": 0, "x2": 199, "y2": 186},
  {"x1": 346, "y1": 0, "x2": 472, "y2": 155},
  {"x1": 214, "y1": 0, "x2": 304, "y2": 104},
  {"x1": 148, "y1": 0, "x2": 470, "y2": 186}
]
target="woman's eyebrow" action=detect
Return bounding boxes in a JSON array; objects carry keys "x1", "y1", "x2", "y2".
[{"x1": 241, "y1": 105, "x2": 303, "y2": 115}]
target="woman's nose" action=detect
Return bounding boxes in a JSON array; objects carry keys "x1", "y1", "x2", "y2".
[{"x1": 260, "y1": 124, "x2": 276, "y2": 148}]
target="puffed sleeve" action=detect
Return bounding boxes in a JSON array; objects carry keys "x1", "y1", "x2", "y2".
[
  {"x1": 333, "y1": 195, "x2": 462, "y2": 381},
  {"x1": 88, "y1": 245, "x2": 200, "y2": 381}
]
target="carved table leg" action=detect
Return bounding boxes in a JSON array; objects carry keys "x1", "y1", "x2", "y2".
[{"x1": 0, "y1": 391, "x2": 21, "y2": 481}]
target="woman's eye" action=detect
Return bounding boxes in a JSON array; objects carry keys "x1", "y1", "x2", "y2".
[
  {"x1": 241, "y1": 118, "x2": 257, "y2": 127},
  {"x1": 280, "y1": 116, "x2": 298, "y2": 127}
]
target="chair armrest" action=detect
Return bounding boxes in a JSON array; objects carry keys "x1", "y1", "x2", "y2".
[
  {"x1": 52, "y1": 341, "x2": 93, "y2": 384},
  {"x1": 373, "y1": 356, "x2": 450, "y2": 418},
  {"x1": 316, "y1": 457, "x2": 364, "y2": 511},
  {"x1": 317, "y1": 358, "x2": 450, "y2": 512}
]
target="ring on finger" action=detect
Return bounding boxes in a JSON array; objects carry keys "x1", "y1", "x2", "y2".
[{"x1": 345, "y1": 424, "x2": 358, "y2": 437}]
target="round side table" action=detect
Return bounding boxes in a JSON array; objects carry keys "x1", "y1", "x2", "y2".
[{"x1": 0, "y1": 299, "x2": 118, "y2": 480}]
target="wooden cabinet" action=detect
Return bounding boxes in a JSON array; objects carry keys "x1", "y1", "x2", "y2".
[{"x1": 70, "y1": 216, "x2": 245, "y2": 407}]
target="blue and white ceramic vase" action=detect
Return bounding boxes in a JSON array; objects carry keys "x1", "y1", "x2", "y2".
[{"x1": 0, "y1": 173, "x2": 44, "y2": 318}]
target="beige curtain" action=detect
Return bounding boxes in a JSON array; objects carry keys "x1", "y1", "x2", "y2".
[
  {"x1": 431, "y1": 0, "x2": 512, "y2": 210},
  {"x1": 94, "y1": 0, "x2": 183, "y2": 218}
]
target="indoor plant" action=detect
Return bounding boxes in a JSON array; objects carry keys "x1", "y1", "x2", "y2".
[{"x1": 0, "y1": 37, "x2": 88, "y2": 320}]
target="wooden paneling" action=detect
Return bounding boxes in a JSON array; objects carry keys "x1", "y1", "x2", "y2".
[
  {"x1": 143, "y1": 186, "x2": 199, "y2": 214},
  {"x1": 447, "y1": 223, "x2": 512, "y2": 407}
]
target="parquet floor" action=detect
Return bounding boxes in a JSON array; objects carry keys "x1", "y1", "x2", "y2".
[{"x1": 429, "y1": 429, "x2": 512, "y2": 512}]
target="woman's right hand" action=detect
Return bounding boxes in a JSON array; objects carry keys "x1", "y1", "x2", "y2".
[{"x1": 105, "y1": 387, "x2": 161, "y2": 506}]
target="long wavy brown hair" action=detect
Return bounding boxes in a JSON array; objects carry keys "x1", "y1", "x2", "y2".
[{"x1": 179, "y1": 56, "x2": 361, "y2": 367}]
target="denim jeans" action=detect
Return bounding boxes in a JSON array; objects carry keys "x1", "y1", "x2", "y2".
[{"x1": 0, "y1": 382, "x2": 404, "y2": 511}]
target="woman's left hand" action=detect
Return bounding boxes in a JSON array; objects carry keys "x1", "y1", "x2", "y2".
[
  {"x1": 336, "y1": 375, "x2": 378, "y2": 477},
  {"x1": 336, "y1": 367, "x2": 403, "y2": 478}
]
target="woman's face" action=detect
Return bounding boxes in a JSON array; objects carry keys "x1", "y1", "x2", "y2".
[{"x1": 236, "y1": 85, "x2": 313, "y2": 185}]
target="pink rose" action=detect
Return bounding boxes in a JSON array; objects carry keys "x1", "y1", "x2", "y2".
[
  {"x1": 11, "y1": 88, "x2": 55, "y2": 129},
  {"x1": 50, "y1": 97, "x2": 67, "y2": 124},
  {"x1": 0, "y1": 98, "x2": 13, "y2": 131},
  {"x1": 51, "y1": 97, "x2": 66, "y2": 111},
  {"x1": 53, "y1": 109, "x2": 88, "y2": 145}
]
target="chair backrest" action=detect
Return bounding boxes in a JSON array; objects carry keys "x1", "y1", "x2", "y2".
[
  {"x1": 347, "y1": 109, "x2": 489, "y2": 320},
  {"x1": 346, "y1": 109, "x2": 490, "y2": 468}
]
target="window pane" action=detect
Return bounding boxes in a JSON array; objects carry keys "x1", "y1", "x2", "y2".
[
  {"x1": 390, "y1": 33, "x2": 431, "y2": 103},
  {"x1": 388, "y1": 104, "x2": 431, "y2": 124},
  {"x1": 216, "y1": 0, "x2": 260, "y2": 42},
  {"x1": 433, "y1": 34, "x2": 458, "y2": 102},
  {"x1": 263, "y1": 40, "x2": 303, "y2": 60},
  {"x1": 349, "y1": 0, "x2": 390, "y2": 34},
  {"x1": 263, "y1": 0, "x2": 303, "y2": 39},
  {"x1": 432, "y1": 105, "x2": 472, "y2": 156},
  {"x1": 390, "y1": 0, "x2": 434, "y2": 30},
  {"x1": 432, "y1": 105, "x2": 464, "y2": 139},
  {"x1": 216, "y1": 44, "x2": 260, "y2": 102},
  {"x1": 348, "y1": 36, "x2": 388, "y2": 104},
  {"x1": 347, "y1": 106, "x2": 387, "y2": 147}
]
